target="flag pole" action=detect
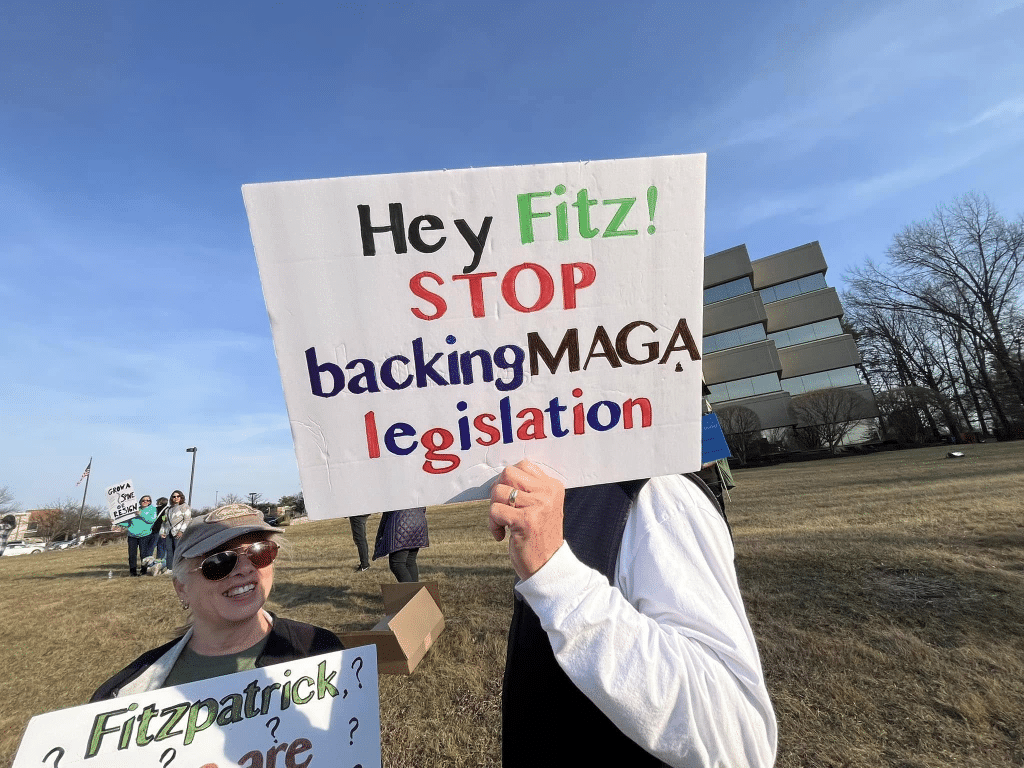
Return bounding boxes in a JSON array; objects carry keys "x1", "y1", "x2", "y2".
[{"x1": 76, "y1": 458, "x2": 92, "y2": 536}]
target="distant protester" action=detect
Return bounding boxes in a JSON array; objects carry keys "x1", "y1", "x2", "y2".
[
  {"x1": 161, "y1": 490, "x2": 192, "y2": 569},
  {"x1": 0, "y1": 514, "x2": 16, "y2": 556},
  {"x1": 91, "y1": 504, "x2": 342, "y2": 700},
  {"x1": 373, "y1": 507, "x2": 429, "y2": 583},
  {"x1": 114, "y1": 494, "x2": 160, "y2": 576},
  {"x1": 153, "y1": 496, "x2": 170, "y2": 570},
  {"x1": 349, "y1": 514, "x2": 372, "y2": 572}
]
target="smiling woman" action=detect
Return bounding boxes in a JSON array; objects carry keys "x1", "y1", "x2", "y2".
[{"x1": 90, "y1": 505, "x2": 343, "y2": 701}]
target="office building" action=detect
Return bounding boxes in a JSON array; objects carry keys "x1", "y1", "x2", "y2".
[{"x1": 702, "y1": 241, "x2": 877, "y2": 433}]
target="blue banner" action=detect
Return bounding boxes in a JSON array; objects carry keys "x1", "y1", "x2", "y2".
[{"x1": 701, "y1": 413, "x2": 732, "y2": 463}]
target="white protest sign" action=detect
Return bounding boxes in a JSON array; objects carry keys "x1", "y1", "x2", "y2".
[
  {"x1": 13, "y1": 647, "x2": 380, "y2": 768},
  {"x1": 106, "y1": 480, "x2": 138, "y2": 525},
  {"x1": 243, "y1": 154, "x2": 706, "y2": 518}
]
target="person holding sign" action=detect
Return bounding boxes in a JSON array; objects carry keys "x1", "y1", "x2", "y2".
[
  {"x1": 0, "y1": 514, "x2": 16, "y2": 556},
  {"x1": 114, "y1": 494, "x2": 160, "y2": 576},
  {"x1": 490, "y1": 461, "x2": 777, "y2": 767},
  {"x1": 92, "y1": 504, "x2": 343, "y2": 700}
]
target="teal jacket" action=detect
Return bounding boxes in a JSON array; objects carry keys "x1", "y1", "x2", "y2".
[{"x1": 118, "y1": 504, "x2": 159, "y2": 538}]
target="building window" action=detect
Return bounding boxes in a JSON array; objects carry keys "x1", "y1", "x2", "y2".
[
  {"x1": 759, "y1": 273, "x2": 827, "y2": 304},
  {"x1": 704, "y1": 276, "x2": 753, "y2": 305},
  {"x1": 706, "y1": 372, "x2": 782, "y2": 403},
  {"x1": 781, "y1": 366, "x2": 861, "y2": 395},
  {"x1": 768, "y1": 318, "x2": 843, "y2": 348},
  {"x1": 703, "y1": 323, "x2": 767, "y2": 354}
]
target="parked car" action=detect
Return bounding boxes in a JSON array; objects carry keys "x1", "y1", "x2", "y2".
[
  {"x1": 2, "y1": 541, "x2": 46, "y2": 556},
  {"x1": 45, "y1": 536, "x2": 81, "y2": 551},
  {"x1": 82, "y1": 529, "x2": 127, "y2": 546}
]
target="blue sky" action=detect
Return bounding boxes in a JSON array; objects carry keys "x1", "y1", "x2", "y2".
[{"x1": 2, "y1": 0, "x2": 1022, "y2": 512}]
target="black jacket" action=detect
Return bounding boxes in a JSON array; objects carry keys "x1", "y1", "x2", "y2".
[
  {"x1": 90, "y1": 615, "x2": 343, "y2": 701},
  {"x1": 503, "y1": 475, "x2": 726, "y2": 767}
]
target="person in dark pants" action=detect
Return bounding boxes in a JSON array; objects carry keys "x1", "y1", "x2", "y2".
[
  {"x1": 349, "y1": 514, "x2": 371, "y2": 572},
  {"x1": 0, "y1": 514, "x2": 16, "y2": 556},
  {"x1": 114, "y1": 494, "x2": 159, "y2": 576},
  {"x1": 372, "y1": 507, "x2": 429, "y2": 582},
  {"x1": 153, "y1": 496, "x2": 170, "y2": 569}
]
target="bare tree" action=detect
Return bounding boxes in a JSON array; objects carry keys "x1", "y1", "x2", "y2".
[
  {"x1": 219, "y1": 493, "x2": 245, "y2": 505},
  {"x1": 30, "y1": 498, "x2": 108, "y2": 541},
  {"x1": 846, "y1": 193, "x2": 1024, "y2": 412},
  {"x1": 715, "y1": 405, "x2": 762, "y2": 465},
  {"x1": 763, "y1": 427, "x2": 794, "y2": 451},
  {"x1": 0, "y1": 486, "x2": 19, "y2": 517},
  {"x1": 874, "y1": 386, "x2": 958, "y2": 443},
  {"x1": 788, "y1": 389, "x2": 869, "y2": 454},
  {"x1": 792, "y1": 423, "x2": 826, "y2": 451}
]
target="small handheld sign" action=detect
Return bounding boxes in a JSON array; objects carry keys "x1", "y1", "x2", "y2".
[{"x1": 105, "y1": 479, "x2": 138, "y2": 525}]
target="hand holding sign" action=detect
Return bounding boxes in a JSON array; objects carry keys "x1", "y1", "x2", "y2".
[{"x1": 489, "y1": 460, "x2": 566, "y2": 580}]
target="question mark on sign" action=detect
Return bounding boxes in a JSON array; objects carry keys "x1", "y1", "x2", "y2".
[
  {"x1": 351, "y1": 656, "x2": 363, "y2": 688},
  {"x1": 160, "y1": 747, "x2": 176, "y2": 768},
  {"x1": 43, "y1": 747, "x2": 64, "y2": 768},
  {"x1": 266, "y1": 716, "x2": 281, "y2": 743},
  {"x1": 348, "y1": 717, "x2": 359, "y2": 745}
]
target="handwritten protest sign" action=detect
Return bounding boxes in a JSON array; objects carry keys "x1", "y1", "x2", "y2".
[
  {"x1": 243, "y1": 154, "x2": 706, "y2": 518},
  {"x1": 13, "y1": 647, "x2": 380, "y2": 768},
  {"x1": 105, "y1": 479, "x2": 138, "y2": 525}
]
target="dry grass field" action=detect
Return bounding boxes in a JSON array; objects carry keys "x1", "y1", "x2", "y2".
[{"x1": 1, "y1": 440, "x2": 1022, "y2": 767}]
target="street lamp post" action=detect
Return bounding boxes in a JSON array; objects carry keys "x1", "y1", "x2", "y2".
[{"x1": 186, "y1": 447, "x2": 197, "y2": 507}]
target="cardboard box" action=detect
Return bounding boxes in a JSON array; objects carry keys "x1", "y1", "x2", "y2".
[{"x1": 340, "y1": 581, "x2": 445, "y2": 675}]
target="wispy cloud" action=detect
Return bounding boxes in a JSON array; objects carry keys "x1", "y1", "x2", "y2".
[
  {"x1": 945, "y1": 96, "x2": 1024, "y2": 133},
  {"x1": 726, "y1": 132, "x2": 1015, "y2": 231}
]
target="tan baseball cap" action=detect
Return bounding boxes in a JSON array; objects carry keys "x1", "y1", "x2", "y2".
[{"x1": 173, "y1": 504, "x2": 284, "y2": 568}]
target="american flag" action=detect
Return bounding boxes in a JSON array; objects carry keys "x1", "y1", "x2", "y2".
[{"x1": 76, "y1": 459, "x2": 91, "y2": 486}]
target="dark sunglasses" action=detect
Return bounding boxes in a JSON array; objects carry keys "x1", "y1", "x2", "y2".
[{"x1": 191, "y1": 540, "x2": 279, "y2": 581}]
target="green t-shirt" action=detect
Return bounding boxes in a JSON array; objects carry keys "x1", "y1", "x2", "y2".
[{"x1": 163, "y1": 634, "x2": 270, "y2": 688}]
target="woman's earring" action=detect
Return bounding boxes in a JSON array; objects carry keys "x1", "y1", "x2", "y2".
[{"x1": 179, "y1": 599, "x2": 189, "y2": 610}]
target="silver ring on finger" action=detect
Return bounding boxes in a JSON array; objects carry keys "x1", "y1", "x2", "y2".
[{"x1": 507, "y1": 488, "x2": 518, "y2": 507}]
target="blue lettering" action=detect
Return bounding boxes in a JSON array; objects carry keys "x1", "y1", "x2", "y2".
[
  {"x1": 306, "y1": 347, "x2": 344, "y2": 398},
  {"x1": 383, "y1": 423, "x2": 417, "y2": 455}
]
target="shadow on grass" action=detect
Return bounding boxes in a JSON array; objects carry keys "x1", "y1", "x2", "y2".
[
  {"x1": 737, "y1": 544, "x2": 1024, "y2": 650},
  {"x1": 7, "y1": 562, "x2": 132, "y2": 581}
]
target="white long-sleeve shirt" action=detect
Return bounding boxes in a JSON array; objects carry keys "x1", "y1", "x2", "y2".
[{"x1": 515, "y1": 474, "x2": 777, "y2": 767}]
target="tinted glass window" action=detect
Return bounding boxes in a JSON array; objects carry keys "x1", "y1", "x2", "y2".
[
  {"x1": 704, "y1": 277, "x2": 753, "y2": 305},
  {"x1": 782, "y1": 365, "x2": 861, "y2": 395},
  {"x1": 706, "y1": 372, "x2": 782, "y2": 403},
  {"x1": 703, "y1": 323, "x2": 766, "y2": 354},
  {"x1": 768, "y1": 318, "x2": 843, "y2": 348},
  {"x1": 759, "y1": 273, "x2": 827, "y2": 304}
]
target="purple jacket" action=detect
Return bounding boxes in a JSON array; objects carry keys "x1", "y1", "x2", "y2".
[{"x1": 372, "y1": 507, "x2": 429, "y2": 559}]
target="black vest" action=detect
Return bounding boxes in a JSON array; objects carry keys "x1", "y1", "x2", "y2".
[{"x1": 502, "y1": 475, "x2": 725, "y2": 767}]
